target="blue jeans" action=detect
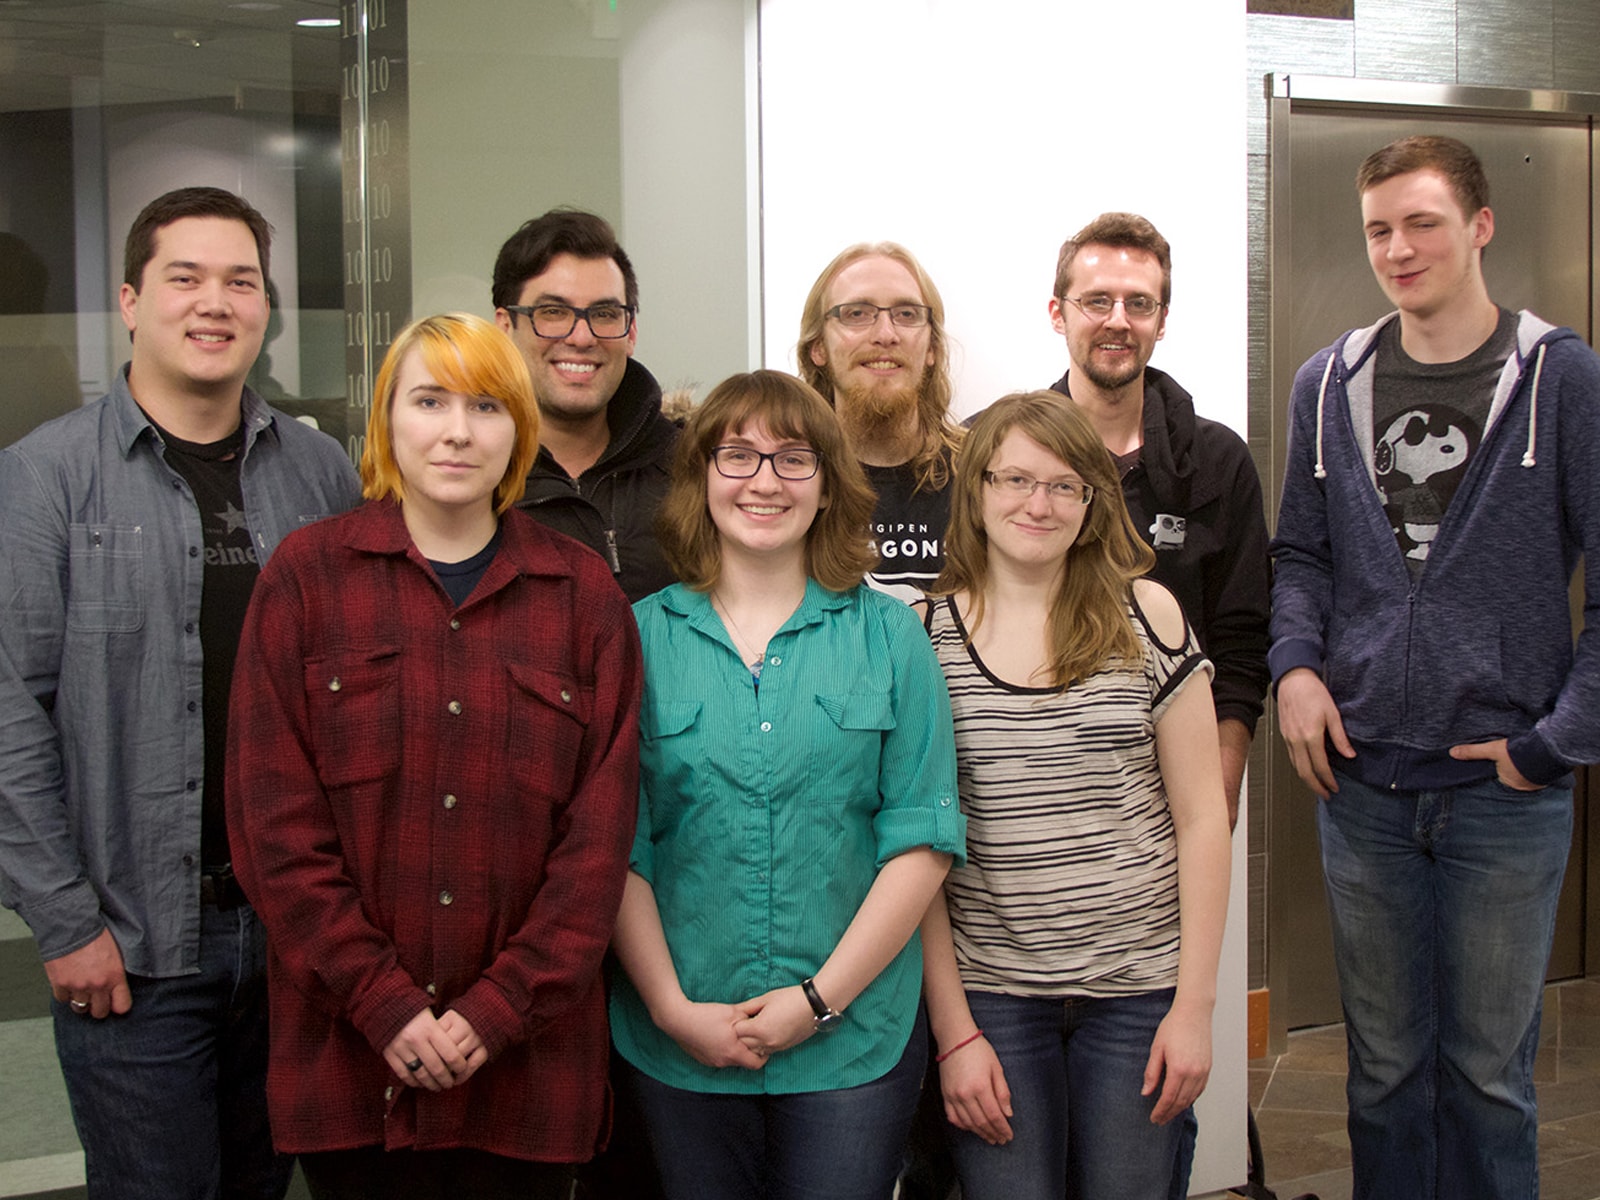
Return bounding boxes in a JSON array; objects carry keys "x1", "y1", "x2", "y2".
[
  {"x1": 51, "y1": 903, "x2": 291, "y2": 1200},
  {"x1": 1317, "y1": 772, "x2": 1573, "y2": 1200},
  {"x1": 949, "y1": 988, "x2": 1182, "y2": 1200},
  {"x1": 625, "y1": 1008, "x2": 927, "y2": 1200}
]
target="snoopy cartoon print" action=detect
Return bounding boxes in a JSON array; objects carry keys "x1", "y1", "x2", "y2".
[{"x1": 1375, "y1": 405, "x2": 1480, "y2": 562}]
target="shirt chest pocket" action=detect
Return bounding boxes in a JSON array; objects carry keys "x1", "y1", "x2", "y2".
[
  {"x1": 810, "y1": 691, "x2": 895, "y2": 806},
  {"x1": 67, "y1": 524, "x2": 144, "y2": 633},
  {"x1": 637, "y1": 701, "x2": 710, "y2": 816},
  {"x1": 505, "y1": 663, "x2": 593, "y2": 803},
  {"x1": 304, "y1": 650, "x2": 402, "y2": 788}
]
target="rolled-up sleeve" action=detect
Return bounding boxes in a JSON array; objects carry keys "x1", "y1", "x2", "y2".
[{"x1": 871, "y1": 603, "x2": 965, "y2": 868}]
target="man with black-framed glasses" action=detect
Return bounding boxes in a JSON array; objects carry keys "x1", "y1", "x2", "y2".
[{"x1": 492, "y1": 208, "x2": 677, "y2": 602}]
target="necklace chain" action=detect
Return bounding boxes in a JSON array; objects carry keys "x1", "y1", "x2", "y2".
[{"x1": 711, "y1": 593, "x2": 767, "y2": 668}]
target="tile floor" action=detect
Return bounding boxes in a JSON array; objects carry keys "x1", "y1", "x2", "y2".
[{"x1": 1248, "y1": 977, "x2": 1600, "y2": 1200}]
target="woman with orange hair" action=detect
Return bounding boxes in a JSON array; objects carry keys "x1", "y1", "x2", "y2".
[{"x1": 227, "y1": 313, "x2": 642, "y2": 1199}]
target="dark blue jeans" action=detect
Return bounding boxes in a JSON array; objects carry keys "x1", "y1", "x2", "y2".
[
  {"x1": 625, "y1": 1008, "x2": 928, "y2": 1200},
  {"x1": 948, "y1": 988, "x2": 1183, "y2": 1200},
  {"x1": 51, "y1": 903, "x2": 290, "y2": 1200},
  {"x1": 1318, "y1": 772, "x2": 1573, "y2": 1200}
]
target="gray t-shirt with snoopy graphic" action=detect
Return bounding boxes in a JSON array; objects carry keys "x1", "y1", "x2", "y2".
[{"x1": 1372, "y1": 305, "x2": 1517, "y2": 576}]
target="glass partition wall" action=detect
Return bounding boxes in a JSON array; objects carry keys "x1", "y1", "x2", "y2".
[
  {"x1": 0, "y1": 0, "x2": 346, "y2": 448},
  {"x1": 0, "y1": 8, "x2": 751, "y2": 1197},
  {"x1": 0, "y1": 0, "x2": 757, "y2": 456}
]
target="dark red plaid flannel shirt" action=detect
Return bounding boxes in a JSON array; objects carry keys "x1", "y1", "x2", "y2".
[{"x1": 227, "y1": 499, "x2": 640, "y2": 1162}]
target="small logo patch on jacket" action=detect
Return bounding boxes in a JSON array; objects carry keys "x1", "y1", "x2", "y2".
[{"x1": 1149, "y1": 514, "x2": 1186, "y2": 550}]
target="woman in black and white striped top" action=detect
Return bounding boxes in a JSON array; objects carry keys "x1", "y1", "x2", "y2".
[{"x1": 917, "y1": 391, "x2": 1231, "y2": 1200}]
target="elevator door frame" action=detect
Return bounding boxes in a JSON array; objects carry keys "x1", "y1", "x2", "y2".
[{"x1": 1264, "y1": 74, "x2": 1600, "y2": 1047}]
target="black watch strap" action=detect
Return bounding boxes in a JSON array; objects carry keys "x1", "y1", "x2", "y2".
[{"x1": 800, "y1": 976, "x2": 841, "y2": 1029}]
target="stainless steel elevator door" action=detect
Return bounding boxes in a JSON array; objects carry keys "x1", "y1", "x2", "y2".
[{"x1": 1268, "y1": 103, "x2": 1594, "y2": 1031}]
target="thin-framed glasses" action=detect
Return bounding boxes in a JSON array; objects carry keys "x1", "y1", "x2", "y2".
[
  {"x1": 503, "y1": 302, "x2": 636, "y2": 339},
  {"x1": 712, "y1": 445, "x2": 823, "y2": 480},
  {"x1": 1062, "y1": 294, "x2": 1165, "y2": 320},
  {"x1": 983, "y1": 470, "x2": 1094, "y2": 505},
  {"x1": 824, "y1": 303, "x2": 932, "y2": 329}
]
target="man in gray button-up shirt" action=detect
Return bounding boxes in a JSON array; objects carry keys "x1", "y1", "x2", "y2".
[{"x1": 0, "y1": 187, "x2": 360, "y2": 1200}]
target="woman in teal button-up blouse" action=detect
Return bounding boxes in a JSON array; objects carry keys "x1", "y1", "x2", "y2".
[{"x1": 610, "y1": 370, "x2": 965, "y2": 1200}]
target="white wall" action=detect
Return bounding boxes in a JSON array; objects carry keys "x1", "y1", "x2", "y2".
[
  {"x1": 758, "y1": 1, "x2": 1249, "y2": 1190},
  {"x1": 759, "y1": 0, "x2": 1248, "y2": 432},
  {"x1": 619, "y1": 0, "x2": 760, "y2": 399}
]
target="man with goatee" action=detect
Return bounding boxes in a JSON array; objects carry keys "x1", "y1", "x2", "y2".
[
  {"x1": 798, "y1": 242, "x2": 964, "y2": 600},
  {"x1": 1049, "y1": 212, "x2": 1268, "y2": 831},
  {"x1": 1047, "y1": 211, "x2": 1269, "y2": 1200}
]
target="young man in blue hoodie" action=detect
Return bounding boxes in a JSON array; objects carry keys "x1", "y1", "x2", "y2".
[{"x1": 1271, "y1": 136, "x2": 1600, "y2": 1200}]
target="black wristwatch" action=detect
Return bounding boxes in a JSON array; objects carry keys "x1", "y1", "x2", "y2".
[{"x1": 800, "y1": 976, "x2": 842, "y2": 1031}]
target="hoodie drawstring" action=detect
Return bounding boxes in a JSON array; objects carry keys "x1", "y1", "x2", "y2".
[
  {"x1": 1521, "y1": 342, "x2": 1546, "y2": 468},
  {"x1": 1313, "y1": 354, "x2": 1334, "y2": 480}
]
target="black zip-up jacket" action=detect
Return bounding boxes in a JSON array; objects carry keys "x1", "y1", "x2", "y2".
[
  {"x1": 517, "y1": 358, "x2": 679, "y2": 602},
  {"x1": 1051, "y1": 367, "x2": 1270, "y2": 731}
]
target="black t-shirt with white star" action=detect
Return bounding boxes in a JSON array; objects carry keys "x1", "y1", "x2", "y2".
[{"x1": 156, "y1": 420, "x2": 259, "y2": 869}]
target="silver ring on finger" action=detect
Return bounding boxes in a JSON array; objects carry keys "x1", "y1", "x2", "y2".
[
  {"x1": 404, "y1": 1057, "x2": 424, "y2": 1072},
  {"x1": 70, "y1": 999, "x2": 89, "y2": 1012}
]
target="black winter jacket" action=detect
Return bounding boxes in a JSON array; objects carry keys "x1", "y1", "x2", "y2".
[
  {"x1": 1051, "y1": 367, "x2": 1270, "y2": 731},
  {"x1": 517, "y1": 358, "x2": 679, "y2": 602}
]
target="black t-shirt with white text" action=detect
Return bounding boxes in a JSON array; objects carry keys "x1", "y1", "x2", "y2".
[{"x1": 862, "y1": 460, "x2": 951, "y2": 603}]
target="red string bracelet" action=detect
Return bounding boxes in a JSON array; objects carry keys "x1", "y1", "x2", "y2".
[{"x1": 935, "y1": 1030, "x2": 984, "y2": 1063}]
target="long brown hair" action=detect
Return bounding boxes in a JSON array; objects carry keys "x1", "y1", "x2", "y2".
[
  {"x1": 933, "y1": 391, "x2": 1154, "y2": 688},
  {"x1": 658, "y1": 370, "x2": 878, "y2": 592}
]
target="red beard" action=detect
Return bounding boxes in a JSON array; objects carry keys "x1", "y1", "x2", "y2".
[{"x1": 835, "y1": 380, "x2": 920, "y2": 448}]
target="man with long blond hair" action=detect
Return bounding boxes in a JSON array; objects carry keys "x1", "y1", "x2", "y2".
[{"x1": 798, "y1": 242, "x2": 963, "y2": 600}]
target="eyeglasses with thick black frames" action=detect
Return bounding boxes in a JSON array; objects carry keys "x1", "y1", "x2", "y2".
[
  {"x1": 711, "y1": 445, "x2": 823, "y2": 481},
  {"x1": 503, "y1": 302, "x2": 636, "y2": 339}
]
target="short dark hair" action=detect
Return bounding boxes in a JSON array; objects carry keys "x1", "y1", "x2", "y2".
[
  {"x1": 491, "y1": 208, "x2": 638, "y2": 311},
  {"x1": 1356, "y1": 135, "x2": 1489, "y2": 220},
  {"x1": 123, "y1": 187, "x2": 272, "y2": 291},
  {"x1": 1054, "y1": 212, "x2": 1172, "y2": 306}
]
